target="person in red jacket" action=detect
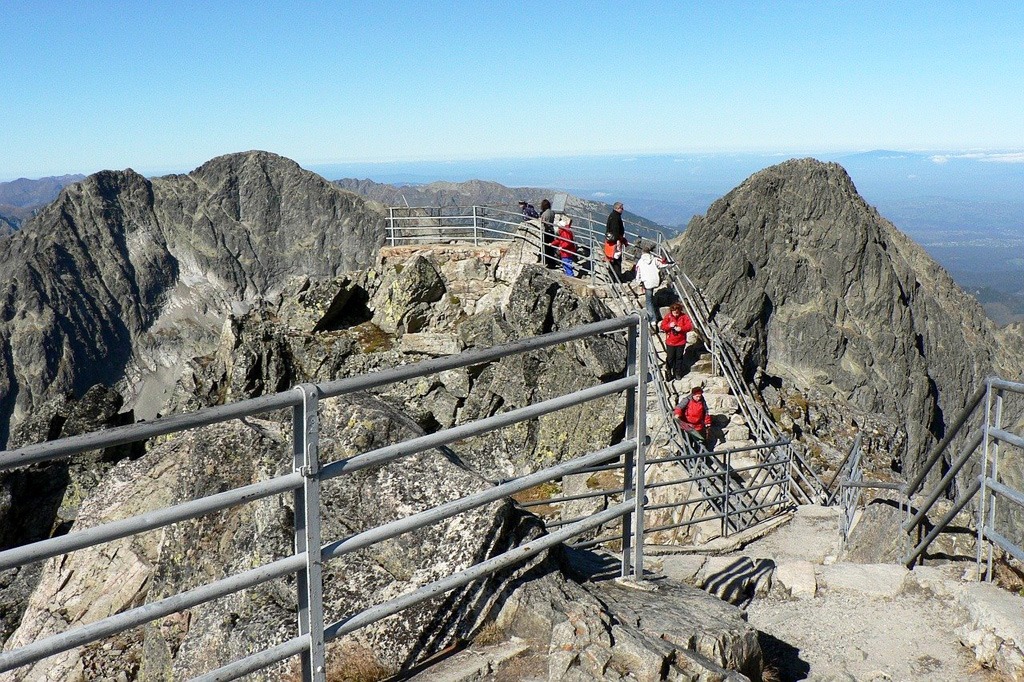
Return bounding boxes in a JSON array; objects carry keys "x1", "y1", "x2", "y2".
[
  {"x1": 659, "y1": 301, "x2": 694, "y2": 380},
  {"x1": 674, "y1": 385, "x2": 712, "y2": 439},
  {"x1": 551, "y1": 218, "x2": 577, "y2": 276}
]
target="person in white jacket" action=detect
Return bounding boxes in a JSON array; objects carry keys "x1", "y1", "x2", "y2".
[{"x1": 635, "y1": 242, "x2": 669, "y2": 323}]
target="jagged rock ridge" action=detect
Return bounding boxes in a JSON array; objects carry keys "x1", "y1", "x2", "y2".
[
  {"x1": 673, "y1": 158, "x2": 1024, "y2": 478},
  {"x1": 0, "y1": 151, "x2": 384, "y2": 447}
]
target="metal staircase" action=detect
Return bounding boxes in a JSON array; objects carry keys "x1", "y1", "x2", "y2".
[{"x1": 599, "y1": 246, "x2": 791, "y2": 535}]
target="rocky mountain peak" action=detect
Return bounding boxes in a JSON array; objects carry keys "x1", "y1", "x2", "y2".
[
  {"x1": 675, "y1": 157, "x2": 1021, "y2": 476},
  {"x1": 0, "y1": 152, "x2": 385, "y2": 447}
]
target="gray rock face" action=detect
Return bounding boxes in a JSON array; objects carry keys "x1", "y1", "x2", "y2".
[
  {"x1": 673, "y1": 158, "x2": 1024, "y2": 479},
  {"x1": 164, "y1": 248, "x2": 627, "y2": 481},
  {"x1": 0, "y1": 151, "x2": 385, "y2": 447}
]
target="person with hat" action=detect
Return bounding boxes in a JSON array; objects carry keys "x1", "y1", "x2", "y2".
[
  {"x1": 673, "y1": 385, "x2": 712, "y2": 440},
  {"x1": 551, "y1": 217, "x2": 577, "y2": 276},
  {"x1": 518, "y1": 200, "x2": 539, "y2": 220}
]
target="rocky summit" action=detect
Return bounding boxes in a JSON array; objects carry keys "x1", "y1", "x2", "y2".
[{"x1": 672, "y1": 158, "x2": 1024, "y2": 478}]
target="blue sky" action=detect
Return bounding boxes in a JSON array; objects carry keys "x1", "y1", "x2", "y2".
[{"x1": 2, "y1": 1, "x2": 1023, "y2": 180}]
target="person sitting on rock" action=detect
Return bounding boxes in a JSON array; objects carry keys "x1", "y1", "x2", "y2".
[
  {"x1": 659, "y1": 302, "x2": 694, "y2": 380},
  {"x1": 551, "y1": 218, "x2": 577, "y2": 277},
  {"x1": 674, "y1": 385, "x2": 712, "y2": 440}
]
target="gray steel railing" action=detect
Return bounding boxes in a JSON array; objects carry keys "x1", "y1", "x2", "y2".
[
  {"x1": 385, "y1": 205, "x2": 666, "y2": 286},
  {"x1": 900, "y1": 376, "x2": 1024, "y2": 573},
  {"x1": 583, "y1": 234, "x2": 792, "y2": 535},
  {"x1": 0, "y1": 316, "x2": 651, "y2": 681},
  {"x1": 836, "y1": 434, "x2": 863, "y2": 549}
]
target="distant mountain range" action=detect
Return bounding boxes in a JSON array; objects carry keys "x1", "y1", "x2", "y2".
[{"x1": 0, "y1": 173, "x2": 85, "y2": 228}]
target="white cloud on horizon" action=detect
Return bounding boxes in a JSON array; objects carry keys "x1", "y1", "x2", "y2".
[{"x1": 930, "y1": 152, "x2": 1024, "y2": 164}]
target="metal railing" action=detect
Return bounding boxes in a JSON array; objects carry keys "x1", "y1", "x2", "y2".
[
  {"x1": 0, "y1": 316, "x2": 653, "y2": 681},
  {"x1": 581, "y1": 235, "x2": 794, "y2": 536},
  {"x1": 385, "y1": 205, "x2": 667, "y2": 287},
  {"x1": 900, "y1": 376, "x2": 1024, "y2": 573},
  {"x1": 835, "y1": 434, "x2": 863, "y2": 548}
]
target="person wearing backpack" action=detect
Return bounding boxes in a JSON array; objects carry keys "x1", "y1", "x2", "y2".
[
  {"x1": 551, "y1": 218, "x2": 577, "y2": 277},
  {"x1": 673, "y1": 385, "x2": 712, "y2": 439},
  {"x1": 659, "y1": 301, "x2": 694, "y2": 380},
  {"x1": 519, "y1": 200, "x2": 539, "y2": 220},
  {"x1": 603, "y1": 234, "x2": 624, "y2": 281}
]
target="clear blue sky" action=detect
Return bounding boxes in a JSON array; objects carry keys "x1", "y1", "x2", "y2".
[{"x1": 2, "y1": 1, "x2": 1022, "y2": 180}]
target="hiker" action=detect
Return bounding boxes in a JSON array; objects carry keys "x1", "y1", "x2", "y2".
[
  {"x1": 519, "y1": 200, "x2": 539, "y2": 220},
  {"x1": 674, "y1": 385, "x2": 712, "y2": 439},
  {"x1": 604, "y1": 202, "x2": 626, "y2": 281},
  {"x1": 605, "y1": 201, "x2": 625, "y2": 242},
  {"x1": 551, "y1": 217, "x2": 577, "y2": 276},
  {"x1": 635, "y1": 242, "x2": 669, "y2": 323},
  {"x1": 538, "y1": 199, "x2": 557, "y2": 268},
  {"x1": 659, "y1": 301, "x2": 694, "y2": 380}
]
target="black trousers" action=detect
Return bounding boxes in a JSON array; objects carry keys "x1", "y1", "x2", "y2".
[
  {"x1": 665, "y1": 344, "x2": 687, "y2": 379},
  {"x1": 609, "y1": 257, "x2": 622, "y2": 281}
]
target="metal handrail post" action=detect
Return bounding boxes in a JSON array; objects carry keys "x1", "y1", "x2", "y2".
[
  {"x1": 293, "y1": 384, "x2": 327, "y2": 682},
  {"x1": 589, "y1": 228, "x2": 596, "y2": 286},
  {"x1": 711, "y1": 331, "x2": 718, "y2": 376},
  {"x1": 632, "y1": 321, "x2": 649, "y2": 580},
  {"x1": 977, "y1": 382, "x2": 992, "y2": 577},
  {"x1": 621, "y1": 320, "x2": 638, "y2": 578},
  {"x1": 988, "y1": 386, "x2": 1004, "y2": 580},
  {"x1": 473, "y1": 206, "x2": 479, "y2": 246},
  {"x1": 722, "y1": 452, "x2": 732, "y2": 537},
  {"x1": 388, "y1": 207, "x2": 395, "y2": 246}
]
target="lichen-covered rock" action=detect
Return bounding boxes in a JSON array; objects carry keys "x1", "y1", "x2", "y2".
[
  {"x1": 490, "y1": 562, "x2": 763, "y2": 681},
  {"x1": 0, "y1": 385, "x2": 140, "y2": 647},
  {"x1": 369, "y1": 254, "x2": 454, "y2": 335}
]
